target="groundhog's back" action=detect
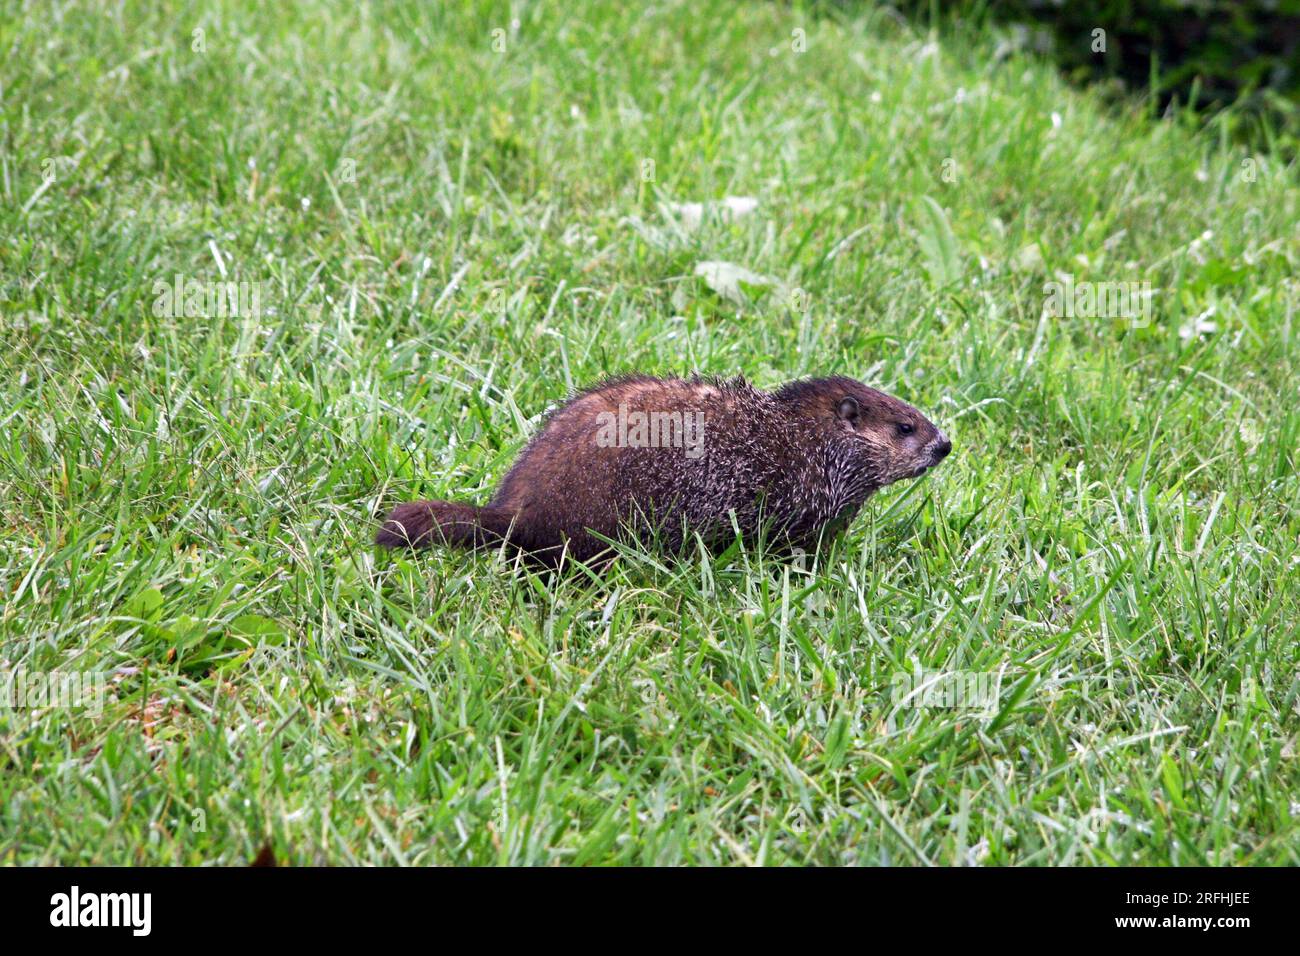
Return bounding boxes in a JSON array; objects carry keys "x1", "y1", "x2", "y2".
[{"x1": 490, "y1": 377, "x2": 761, "y2": 544}]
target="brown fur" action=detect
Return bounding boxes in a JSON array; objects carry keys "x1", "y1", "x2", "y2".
[{"x1": 377, "y1": 374, "x2": 951, "y2": 567}]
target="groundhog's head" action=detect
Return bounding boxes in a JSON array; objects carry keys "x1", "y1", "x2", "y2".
[{"x1": 777, "y1": 376, "x2": 951, "y2": 491}]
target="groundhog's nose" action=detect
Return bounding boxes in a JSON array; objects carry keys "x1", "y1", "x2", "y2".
[{"x1": 936, "y1": 438, "x2": 952, "y2": 459}]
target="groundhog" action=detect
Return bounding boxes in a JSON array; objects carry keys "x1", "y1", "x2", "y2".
[{"x1": 376, "y1": 374, "x2": 951, "y2": 566}]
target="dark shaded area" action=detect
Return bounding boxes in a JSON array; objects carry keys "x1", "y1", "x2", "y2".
[{"x1": 877, "y1": 1, "x2": 1300, "y2": 146}]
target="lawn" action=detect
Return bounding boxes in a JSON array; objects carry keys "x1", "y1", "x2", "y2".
[{"x1": 2, "y1": 0, "x2": 1298, "y2": 865}]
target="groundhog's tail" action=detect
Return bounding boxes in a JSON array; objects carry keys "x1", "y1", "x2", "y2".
[{"x1": 375, "y1": 500, "x2": 517, "y2": 551}]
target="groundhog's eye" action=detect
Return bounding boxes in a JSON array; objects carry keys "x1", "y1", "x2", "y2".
[{"x1": 896, "y1": 422, "x2": 915, "y2": 436}]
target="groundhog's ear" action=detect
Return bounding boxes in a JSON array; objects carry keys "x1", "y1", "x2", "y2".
[{"x1": 836, "y1": 396, "x2": 860, "y2": 421}]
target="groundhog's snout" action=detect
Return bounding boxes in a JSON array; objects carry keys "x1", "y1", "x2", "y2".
[{"x1": 918, "y1": 428, "x2": 952, "y2": 474}]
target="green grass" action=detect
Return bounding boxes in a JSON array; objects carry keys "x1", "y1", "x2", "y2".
[{"x1": 2, "y1": 0, "x2": 1298, "y2": 865}]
